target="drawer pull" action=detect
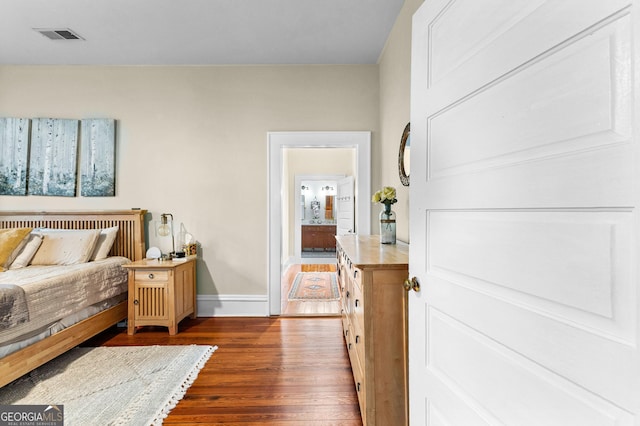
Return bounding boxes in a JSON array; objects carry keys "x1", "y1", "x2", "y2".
[
  {"x1": 356, "y1": 335, "x2": 360, "y2": 344},
  {"x1": 348, "y1": 343, "x2": 352, "y2": 350},
  {"x1": 355, "y1": 299, "x2": 360, "y2": 307},
  {"x1": 346, "y1": 291, "x2": 350, "y2": 298},
  {"x1": 357, "y1": 382, "x2": 361, "y2": 392},
  {"x1": 148, "y1": 273, "x2": 154, "y2": 279},
  {"x1": 353, "y1": 270, "x2": 358, "y2": 279},
  {"x1": 133, "y1": 299, "x2": 139, "y2": 305}
]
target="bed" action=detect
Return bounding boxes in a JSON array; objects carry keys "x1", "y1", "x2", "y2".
[{"x1": 0, "y1": 210, "x2": 146, "y2": 387}]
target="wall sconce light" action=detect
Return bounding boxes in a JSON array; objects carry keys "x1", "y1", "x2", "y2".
[
  {"x1": 301, "y1": 185, "x2": 309, "y2": 191},
  {"x1": 158, "y1": 213, "x2": 175, "y2": 256},
  {"x1": 321, "y1": 186, "x2": 334, "y2": 191}
]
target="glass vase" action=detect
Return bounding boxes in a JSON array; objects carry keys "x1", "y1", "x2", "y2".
[{"x1": 379, "y1": 204, "x2": 396, "y2": 244}]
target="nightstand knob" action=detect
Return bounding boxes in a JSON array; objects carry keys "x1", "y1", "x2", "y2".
[
  {"x1": 133, "y1": 299, "x2": 139, "y2": 305},
  {"x1": 148, "y1": 273, "x2": 154, "y2": 279}
]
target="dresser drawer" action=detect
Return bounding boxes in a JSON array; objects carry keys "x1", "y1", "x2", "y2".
[
  {"x1": 350, "y1": 278, "x2": 364, "y2": 331},
  {"x1": 342, "y1": 314, "x2": 350, "y2": 341},
  {"x1": 134, "y1": 270, "x2": 169, "y2": 282},
  {"x1": 352, "y1": 266, "x2": 363, "y2": 291},
  {"x1": 351, "y1": 317, "x2": 365, "y2": 367},
  {"x1": 343, "y1": 279, "x2": 353, "y2": 316},
  {"x1": 351, "y1": 348, "x2": 367, "y2": 425}
]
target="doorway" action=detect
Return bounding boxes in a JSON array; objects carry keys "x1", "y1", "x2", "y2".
[
  {"x1": 294, "y1": 175, "x2": 344, "y2": 265},
  {"x1": 267, "y1": 132, "x2": 371, "y2": 316}
]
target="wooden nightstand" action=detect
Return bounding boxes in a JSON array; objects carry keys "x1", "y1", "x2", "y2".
[{"x1": 122, "y1": 257, "x2": 197, "y2": 335}]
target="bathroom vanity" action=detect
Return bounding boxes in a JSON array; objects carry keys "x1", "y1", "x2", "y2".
[{"x1": 301, "y1": 224, "x2": 337, "y2": 252}]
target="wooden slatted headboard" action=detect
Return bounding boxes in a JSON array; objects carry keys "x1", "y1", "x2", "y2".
[{"x1": 0, "y1": 210, "x2": 147, "y2": 261}]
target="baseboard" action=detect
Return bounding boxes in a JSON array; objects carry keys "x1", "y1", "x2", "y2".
[{"x1": 197, "y1": 294, "x2": 270, "y2": 317}]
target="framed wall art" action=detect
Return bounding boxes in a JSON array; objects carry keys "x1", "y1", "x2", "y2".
[
  {"x1": 28, "y1": 118, "x2": 79, "y2": 197},
  {"x1": 0, "y1": 118, "x2": 30, "y2": 196},
  {"x1": 80, "y1": 118, "x2": 116, "y2": 196}
]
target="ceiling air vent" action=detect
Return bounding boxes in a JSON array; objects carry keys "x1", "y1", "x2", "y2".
[{"x1": 34, "y1": 28, "x2": 84, "y2": 41}]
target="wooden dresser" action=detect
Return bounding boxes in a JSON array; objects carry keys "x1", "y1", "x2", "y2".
[{"x1": 335, "y1": 235, "x2": 408, "y2": 426}]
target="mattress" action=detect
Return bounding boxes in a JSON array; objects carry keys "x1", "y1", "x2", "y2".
[{"x1": 0, "y1": 257, "x2": 130, "y2": 347}]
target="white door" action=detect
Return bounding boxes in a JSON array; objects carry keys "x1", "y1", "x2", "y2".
[
  {"x1": 409, "y1": 1, "x2": 640, "y2": 424},
  {"x1": 336, "y1": 176, "x2": 355, "y2": 235}
]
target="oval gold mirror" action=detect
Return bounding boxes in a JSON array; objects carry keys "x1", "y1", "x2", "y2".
[{"x1": 398, "y1": 122, "x2": 410, "y2": 186}]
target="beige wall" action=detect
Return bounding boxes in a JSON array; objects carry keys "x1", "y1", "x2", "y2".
[
  {"x1": 378, "y1": 0, "x2": 424, "y2": 243},
  {"x1": 0, "y1": 65, "x2": 379, "y2": 296}
]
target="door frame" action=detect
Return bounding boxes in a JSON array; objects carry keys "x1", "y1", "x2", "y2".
[{"x1": 267, "y1": 131, "x2": 371, "y2": 315}]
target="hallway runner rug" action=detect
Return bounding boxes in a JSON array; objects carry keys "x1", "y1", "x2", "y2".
[
  {"x1": 288, "y1": 272, "x2": 340, "y2": 301},
  {"x1": 0, "y1": 344, "x2": 216, "y2": 426}
]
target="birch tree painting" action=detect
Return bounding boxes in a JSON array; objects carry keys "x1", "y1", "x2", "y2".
[
  {"x1": 80, "y1": 119, "x2": 115, "y2": 196},
  {"x1": 0, "y1": 118, "x2": 30, "y2": 195},
  {"x1": 28, "y1": 118, "x2": 79, "y2": 197}
]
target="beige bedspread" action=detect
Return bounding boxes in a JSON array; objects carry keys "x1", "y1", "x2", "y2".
[{"x1": 0, "y1": 257, "x2": 129, "y2": 346}]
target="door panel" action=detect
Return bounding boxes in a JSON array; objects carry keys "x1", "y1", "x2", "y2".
[
  {"x1": 430, "y1": 15, "x2": 631, "y2": 179},
  {"x1": 336, "y1": 176, "x2": 355, "y2": 235},
  {"x1": 423, "y1": 0, "x2": 630, "y2": 109},
  {"x1": 427, "y1": 308, "x2": 632, "y2": 426},
  {"x1": 410, "y1": 0, "x2": 640, "y2": 424}
]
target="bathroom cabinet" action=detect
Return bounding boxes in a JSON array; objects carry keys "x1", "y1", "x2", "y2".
[
  {"x1": 336, "y1": 234, "x2": 408, "y2": 426},
  {"x1": 301, "y1": 225, "x2": 336, "y2": 251}
]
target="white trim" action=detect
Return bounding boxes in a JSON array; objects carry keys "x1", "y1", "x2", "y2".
[
  {"x1": 267, "y1": 131, "x2": 371, "y2": 316},
  {"x1": 197, "y1": 294, "x2": 269, "y2": 317}
]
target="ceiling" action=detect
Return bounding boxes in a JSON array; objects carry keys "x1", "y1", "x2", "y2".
[{"x1": 0, "y1": 0, "x2": 405, "y2": 65}]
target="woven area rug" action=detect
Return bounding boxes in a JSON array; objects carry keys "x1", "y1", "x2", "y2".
[
  {"x1": 288, "y1": 272, "x2": 340, "y2": 301},
  {"x1": 0, "y1": 345, "x2": 216, "y2": 426}
]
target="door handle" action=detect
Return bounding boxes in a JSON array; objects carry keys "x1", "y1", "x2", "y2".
[{"x1": 403, "y1": 277, "x2": 421, "y2": 292}]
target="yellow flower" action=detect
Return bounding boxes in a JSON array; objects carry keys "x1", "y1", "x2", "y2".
[
  {"x1": 371, "y1": 186, "x2": 397, "y2": 204},
  {"x1": 381, "y1": 186, "x2": 396, "y2": 201}
]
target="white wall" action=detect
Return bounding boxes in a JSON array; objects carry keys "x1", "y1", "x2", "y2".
[{"x1": 0, "y1": 65, "x2": 379, "y2": 304}]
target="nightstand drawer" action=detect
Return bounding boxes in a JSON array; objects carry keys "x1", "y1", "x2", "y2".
[{"x1": 134, "y1": 270, "x2": 169, "y2": 282}]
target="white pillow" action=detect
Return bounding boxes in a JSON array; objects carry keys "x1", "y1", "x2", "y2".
[
  {"x1": 9, "y1": 233, "x2": 44, "y2": 269},
  {"x1": 90, "y1": 226, "x2": 119, "y2": 261},
  {"x1": 30, "y1": 229, "x2": 101, "y2": 266}
]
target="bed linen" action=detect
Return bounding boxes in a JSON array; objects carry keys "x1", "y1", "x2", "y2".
[{"x1": 0, "y1": 257, "x2": 129, "y2": 348}]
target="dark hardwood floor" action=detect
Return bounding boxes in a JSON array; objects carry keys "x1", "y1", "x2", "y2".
[{"x1": 85, "y1": 317, "x2": 362, "y2": 425}]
